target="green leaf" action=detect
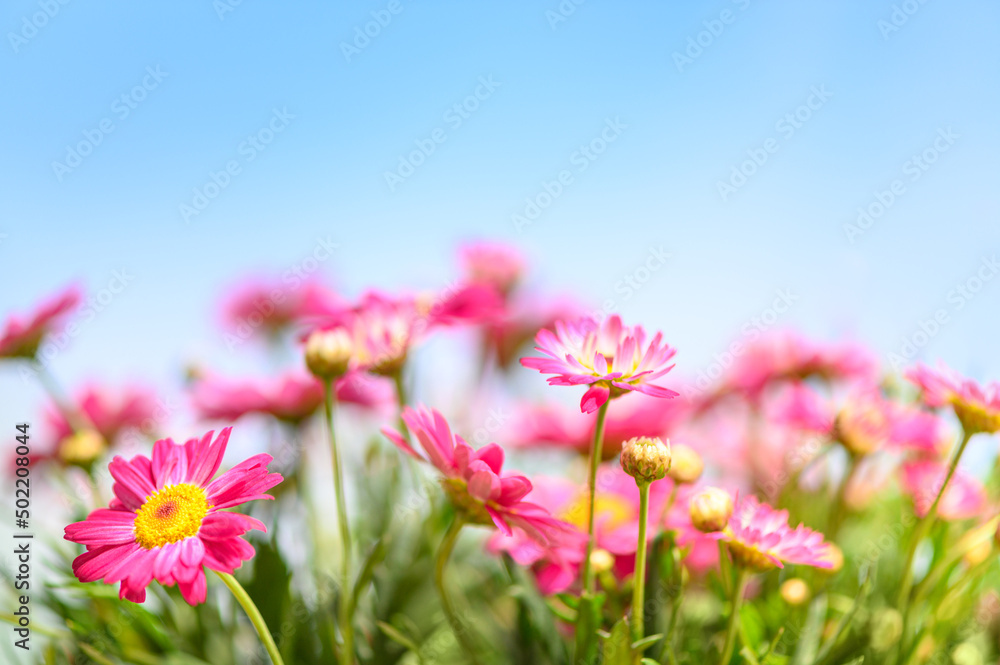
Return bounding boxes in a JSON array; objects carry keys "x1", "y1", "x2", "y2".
[
  {"x1": 739, "y1": 601, "x2": 766, "y2": 650},
  {"x1": 631, "y1": 633, "x2": 663, "y2": 652},
  {"x1": 601, "y1": 618, "x2": 634, "y2": 665},
  {"x1": 377, "y1": 620, "x2": 421, "y2": 653},
  {"x1": 790, "y1": 594, "x2": 827, "y2": 665},
  {"x1": 352, "y1": 535, "x2": 389, "y2": 611}
]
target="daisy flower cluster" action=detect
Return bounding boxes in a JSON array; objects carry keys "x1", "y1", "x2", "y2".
[{"x1": 3, "y1": 242, "x2": 1000, "y2": 665}]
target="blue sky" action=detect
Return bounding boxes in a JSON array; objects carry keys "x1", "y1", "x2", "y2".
[{"x1": 1, "y1": 0, "x2": 999, "y2": 431}]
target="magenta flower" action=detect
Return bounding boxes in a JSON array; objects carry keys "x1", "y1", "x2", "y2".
[
  {"x1": 221, "y1": 277, "x2": 342, "y2": 336},
  {"x1": 900, "y1": 459, "x2": 986, "y2": 521},
  {"x1": 383, "y1": 406, "x2": 573, "y2": 545},
  {"x1": 906, "y1": 362, "x2": 1000, "y2": 434},
  {"x1": 191, "y1": 370, "x2": 388, "y2": 424},
  {"x1": 714, "y1": 495, "x2": 833, "y2": 571},
  {"x1": 520, "y1": 314, "x2": 679, "y2": 413},
  {"x1": 459, "y1": 241, "x2": 525, "y2": 296},
  {"x1": 0, "y1": 285, "x2": 81, "y2": 359},
  {"x1": 64, "y1": 428, "x2": 282, "y2": 604},
  {"x1": 511, "y1": 394, "x2": 687, "y2": 460},
  {"x1": 46, "y1": 383, "x2": 160, "y2": 444}
]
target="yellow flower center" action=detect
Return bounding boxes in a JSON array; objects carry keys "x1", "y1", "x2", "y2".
[
  {"x1": 560, "y1": 493, "x2": 633, "y2": 531},
  {"x1": 133, "y1": 483, "x2": 210, "y2": 549}
]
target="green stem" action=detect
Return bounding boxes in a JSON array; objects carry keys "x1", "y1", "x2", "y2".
[
  {"x1": 896, "y1": 428, "x2": 974, "y2": 612},
  {"x1": 827, "y1": 452, "x2": 859, "y2": 539},
  {"x1": 215, "y1": 571, "x2": 285, "y2": 665},
  {"x1": 632, "y1": 482, "x2": 651, "y2": 644},
  {"x1": 718, "y1": 567, "x2": 750, "y2": 665},
  {"x1": 434, "y1": 516, "x2": 482, "y2": 665},
  {"x1": 581, "y1": 400, "x2": 610, "y2": 595},
  {"x1": 323, "y1": 381, "x2": 354, "y2": 665}
]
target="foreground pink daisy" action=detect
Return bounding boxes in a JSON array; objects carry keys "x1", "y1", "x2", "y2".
[
  {"x1": 64, "y1": 427, "x2": 282, "y2": 605},
  {"x1": 0, "y1": 284, "x2": 81, "y2": 359},
  {"x1": 384, "y1": 406, "x2": 573, "y2": 661},
  {"x1": 714, "y1": 495, "x2": 833, "y2": 571},
  {"x1": 906, "y1": 362, "x2": 1000, "y2": 434},
  {"x1": 383, "y1": 405, "x2": 572, "y2": 543},
  {"x1": 520, "y1": 314, "x2": 678, "y2": 414}
]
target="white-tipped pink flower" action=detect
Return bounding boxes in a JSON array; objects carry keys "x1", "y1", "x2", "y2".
[
  {"x1": 520, "y1": 315, "x2": 678, "y2": 413},
  {"x1": 714, "y1": 495, "x2": 833, "y2": 572},
  {"x1": 906, "y1": 362, "x2": 1000, "y2": 434}
]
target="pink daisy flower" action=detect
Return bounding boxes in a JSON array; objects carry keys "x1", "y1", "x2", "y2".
[
  {"x1": 900, "y1": 459, "x2": 986, "y2": 520},
  {"x1": 191, "y1": 370, "x2": 387, "y2": 424},
  {"x1": 0, "y1": 285, "x2": 81, "y2": 359},
  {"x1": 520, "y1": 314, "x2": 679, "y2": 414},
  {"x1": 511, "y1": 394, "x2": 688, "y2": 460},
  {"x1": 715, "y1": 495, "x2": 833, "y2": 571},
  {"x1": 718, "y1": 332, "x2": 876, "y2": 401},
  {"x1": 459, "y1": 241, "x2": 526, "y2": 297},
  {"x1": 64, "y1": 427, "x2": 282, "y2": 604},
  {"x1": 382, "y1": 406, "x2": 573, "y2": 545},
  {"x1": 46, "y1": 383, "x2": 160, "y2": 445},
  {"x1": 906, "y1": 362, "x2": 1000, "y2": 434},
  {"x1": 220, "y1": 277, "x2": 343, "y2": 336},
  {"x1": 487, "y1": 467, "x2": 674, "y2": 594}
]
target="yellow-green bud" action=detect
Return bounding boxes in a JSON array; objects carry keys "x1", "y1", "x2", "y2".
[
  {"x1": 689, "y1": 487, "x2": 734, "y2": 533},
  {"x1": 780, "y1": 578, "x2": 810, "y2": 606},
  {"x1": 666, "y1": 443, "x2": 703, "y2": 484},
  {"x1": 870, "y1": 609, "x2": 903, "y2": 652},
  {"x1": 589, "y1": 549, "x2": 615, "y2": 575},
  {"x1": 59, "y1": 429, "x2": 107, "y2": 466},
  {"x1": 619, "y1": 436, "x2": 671, "y2": 485},
  {"x1": 304, "y1": 328, "x2": 353, "y2": 380}
]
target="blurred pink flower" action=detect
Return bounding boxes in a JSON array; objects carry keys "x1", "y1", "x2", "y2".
[
  {"x1": 906, "y1": 362, "x2": 1000, "y2": 434},
  {"x1": 0, "y1": 285, "x2": 81, "y2": 359},
  {"x1": 383, "y1": 406, "x2": 574, "y2": 545},
  {"x1": 900, "y1": 459, "x2": 986, "y2": 520},
  {"x1": 192, "y1": 370, "x2": 387, "y2": 423},
  {"x1": 64, "y1": 427, "x2": 282, "y2": 604},
  {"x1": 511, "y1": 394, "x2": 688, "y2": 460},
  {"x1": 45, "y1": 383, "x2": 160, "y2": 444},
  {"x1": 459, "y1": 241, "x2": 525, "y2": 296},
  {"x1": 221, "y1": 278, "x2": 342, "y2": 336},
  {"x1": 488, "y1": 467, "x2": 673, "y2": 594},
  {"x1": 482, "y1": 294, "x2": 584, "y2": 370},
  {"x1": 520, "y1": 314, "x2": 679, "y2": 413},
  {"x1": 717, "y1": 332, "x2": 877, "y2": 401},
  {"x1": 715, "y1": 495, "x2": 833, "y2": 571}
]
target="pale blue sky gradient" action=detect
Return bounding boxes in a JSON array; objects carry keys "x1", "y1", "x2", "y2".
[{"x1": 2, "y1": 1, "x2": 999, "y2": 433}]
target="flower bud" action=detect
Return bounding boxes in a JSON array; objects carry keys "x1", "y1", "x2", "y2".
[
  {"x1": 59, "y1": 429, "x2": 107, "y2": 466},
  {"x1": 870, "y1": 609, "x2": 903, "y2": 652},
  {"x1": 666, "y1": 443, "x2": 703, "y2": 484},
  {"x1": 304, "y1": 328, "x2": 353, "y2": 380},
  {"x1": 689, "y1": 487, "x2": 734, "y2": 533},
  {"x1": 779, "y1": 578, "x2": 810, "y2": 606},
  {"x1": 589, "y1": 548, "x2": 615, "y2": 575},
  {"x1": 834, "y1": 401, "x2": 887, "y2": 456},
  {"x1": 619, "y1": 436, "x2": 671, "y2": 485}
]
